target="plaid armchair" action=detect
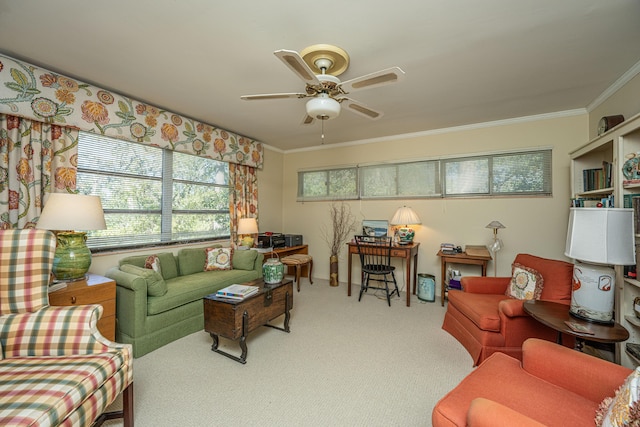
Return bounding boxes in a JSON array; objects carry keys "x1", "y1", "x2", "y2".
[{"x1": 0, "y1": 229, "x2": 133, "y2": 426}]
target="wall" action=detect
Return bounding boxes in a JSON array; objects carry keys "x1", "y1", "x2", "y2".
[
  {"x1": 589, "y1": 72, "x2": 640, "y2": 138},
  {"x1": 279, "y1": 114, "x2": 587, "y2": 296}
]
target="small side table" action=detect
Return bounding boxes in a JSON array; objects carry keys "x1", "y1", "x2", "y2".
[
  {"x1": 48, "y1": 273, "x2": 117, "y2": 341},
  {"x1": 437, "y1": 250, "x2": 492, "y2": 306},
  {"x1": 523, "y1": 300, "x2": 629, "y2": 351}
]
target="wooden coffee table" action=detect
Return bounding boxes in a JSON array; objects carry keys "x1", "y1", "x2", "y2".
[
  {"x1": 523, "y1": 300, "x2": 629, "y2": 351},
  {"x1": 203, "y1": 278, "x2": 293, "y2": 364}
]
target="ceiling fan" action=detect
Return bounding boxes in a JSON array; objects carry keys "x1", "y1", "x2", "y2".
[{"x1": 240, "y1": 44, "x2": 405, "y2": 124}]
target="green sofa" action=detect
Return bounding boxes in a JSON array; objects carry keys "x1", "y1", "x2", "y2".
[{"x1": 105, "y1": 247, "x2": 264, "y2": 357}]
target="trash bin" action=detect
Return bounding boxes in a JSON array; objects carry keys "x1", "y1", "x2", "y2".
[{"x1": 417, "y1": 273, "x2": 436, "y2": 302}]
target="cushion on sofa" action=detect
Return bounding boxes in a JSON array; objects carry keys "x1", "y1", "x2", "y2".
[
  {"x1": 144, "y1": 254, "x2": 162, "y2": 276},
  {"x1": 596, "y1": 367, "x2": 640, "y2": 427},
  {"x1": 506, "y1": 263, "x2": 544, "y2": 300},
  {"x1": 120, "y1": 264, "x2": 168, "y2": 297},
  {"x1": 177, "y1": 246, "x2": 220, "y2": 276},
  {"x1": 232, "y1": 249, "x2": 259, "y2": 270},
  {"x1": 204, "y1": 247, "x2": 233, "y2": 271},
  {"x1": 447, "y1": 290, "x2": 505, "y2": 332},
  {"x1": 119, "y1": 252, "x2": 178, "y2": 280},
  {"x1": 147, "y1": 269, "x2": 261, "y2": 315},
  {"x1": 514, "y1": 254, "x2": 573, "y2": 302}
]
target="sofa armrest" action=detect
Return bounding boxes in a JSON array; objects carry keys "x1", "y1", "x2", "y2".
[
  {"x1": 0, "y1": 305, "x2": 131, "y2": 358},
  {"x1": 468, "y1": 398, "x2": 546, "y2": 427},
  {"x1": 498, "y1": 298, "x2": 527, "y2": 317},
  {"x1": 253, "y1": 253, "x2": 264, "y2": 276},
  {"x1": 523, "y1": 338, "x2": 631, "y2": 403},
  {"x1": 462, "y1": 276, "x2": 511, "y2": 294},
  {"x1": 105, "y1": 267, "x2": 149, "y2": 293},
  {"x1": 105, "y1": 266, "x2": 151, "y2": 341}
]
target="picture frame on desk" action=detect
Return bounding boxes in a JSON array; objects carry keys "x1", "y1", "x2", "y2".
[{"x1": 362, "y1": 220, "x2": 388, "y2": 238}]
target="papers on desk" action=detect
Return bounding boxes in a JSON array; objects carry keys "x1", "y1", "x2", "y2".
[
  {"x1": 254, "y1": 247, "x2": 273, "y2": 253},
  {"x1": 465, "y1": 245, "x2": 491, "y2": 258}
]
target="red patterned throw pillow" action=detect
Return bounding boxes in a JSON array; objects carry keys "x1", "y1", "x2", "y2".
[
  {"x1": 505, "y1": 262, "x2": 544, "y2": 300},
  {"x1": 144, "y1": 254, "x2": 162, "y2": 277},
  {"x1": 204, "y1": 247, "x2": 233, "y2": 271}
]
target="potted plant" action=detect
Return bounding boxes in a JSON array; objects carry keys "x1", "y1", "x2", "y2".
[{"x1": 321, "y1": 202, "x2": 356, "y2": 287}]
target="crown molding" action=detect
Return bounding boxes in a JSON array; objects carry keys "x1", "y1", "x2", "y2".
[{"x1": 284, "y1": 108, "x2": 586, "y2": 154}]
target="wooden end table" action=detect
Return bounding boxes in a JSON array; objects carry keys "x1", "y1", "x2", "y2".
[
  {"x1": 523, "y1": 300, "x2": 629, "y2": 351},
  {"x1": 48, "y1": 273, "x2": 116, "y2": 341},
  {"x1": 437, "y1": 250, "x2": 491, "y2": 306},
  {"x1": 203, "y1": 279, "x2": 293, "y2": 364}
]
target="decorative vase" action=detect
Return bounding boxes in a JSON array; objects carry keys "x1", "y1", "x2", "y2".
[
  {"x1": 263, "y1": 255, "x2": 284, "y2": 284},
  {"x1": 53, "y1": 232, "x2": 92, "y2": 281},
  {"x1": 329, "y1": 255, "x2": 339, "y2": 287}
]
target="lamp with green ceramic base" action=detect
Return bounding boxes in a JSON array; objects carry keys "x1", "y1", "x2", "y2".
[
  {"x1": 237, "y1": 217, "x2": 258, "y2": 248},
  {"x1": 390, "y1": 206, "x2": 421, "y2": 245},
  {"x1": 36, "y1": 193, "x2": 106, "y2": 282}
]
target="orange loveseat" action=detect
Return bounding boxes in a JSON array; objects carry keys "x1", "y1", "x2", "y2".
[
  {"x1": 432, "y1": 338, "x2": 632, "y2": 427},
  {"x1": 442, "y1": 253, "x2": 574, "y2": 366}
]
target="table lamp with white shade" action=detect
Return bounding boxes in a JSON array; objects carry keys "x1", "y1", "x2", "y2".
[
  {"x1": 36, "y1": 193, "x2": 106, "y2": 281},
  {"x1": 237, "y1": 217, "x2": 258, "y2": 247},
  {"x1": 390, "y1": 206, "x2": 421, "y2": 244},
  {"x1": 564, "y1": 207, "x2": 635, "y2": 324}
]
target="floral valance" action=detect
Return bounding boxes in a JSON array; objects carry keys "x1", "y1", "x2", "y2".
[{"x1": 0, "y1": 54, "x2": 263, "y2": 168}]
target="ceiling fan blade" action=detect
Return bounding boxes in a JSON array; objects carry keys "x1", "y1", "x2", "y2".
[
  {"x1": 274, "y1": 49, "x2": 321, "y2": 86},
  {"x1": 338, "y1": 67, "x2": 405, "y2": 93},
  {"x1": 302, "y1": 114, "x2": 315, "y2": 125},
  {"x1": 339, "y1": 97, "x2": 384, "y2": 120},
  {"x1": 240, "y1": 93, "x2": 308, "y2": 101}
]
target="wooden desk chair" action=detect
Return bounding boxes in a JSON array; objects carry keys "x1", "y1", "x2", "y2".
[{"x1": 354, "y1": 235, "x2": 399, "y2": 306}]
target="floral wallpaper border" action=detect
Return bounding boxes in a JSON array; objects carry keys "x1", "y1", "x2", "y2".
[{"x1": 0, "y1": 54, "x2": 263, "y2": 169}]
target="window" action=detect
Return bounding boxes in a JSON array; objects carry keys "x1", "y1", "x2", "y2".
[
  {"x1": 359, "y1": 161, "x2": 440, "y2": 198},
  {"x1": 297, "y1": 149, "x2": 551, "y2": 201},
  {"x1": 77, "y1": 132, "x2": 230, "y2": 250},
  {"x1": 297, "y1": 167, "x2": 358, "y2": 201}
]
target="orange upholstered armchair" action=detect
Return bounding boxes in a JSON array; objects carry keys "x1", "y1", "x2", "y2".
[
  {"x1": 442, "y1": 253, "x2": 574, "y2": 366},
  {"x1": 432, "y1": 338, "x2": 632, "y2": 427}
]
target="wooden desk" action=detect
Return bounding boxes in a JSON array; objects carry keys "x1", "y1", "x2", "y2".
[
  {"x1": 347, "y1": 242, "x2": 420, "y2": 307},
  {"x1": 523, "y1": 300, "x2": 629, "y2": 349},
  {"x1": 262, "y1": 245, "x2": 310, "y2": 279},
  {"x1": 437, "y1": 250, "x2": 491, "y2": 306}
]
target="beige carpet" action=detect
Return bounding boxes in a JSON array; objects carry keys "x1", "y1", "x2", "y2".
[{"x1": 105, "y1": 278, "x2": 474, "y2": 426}]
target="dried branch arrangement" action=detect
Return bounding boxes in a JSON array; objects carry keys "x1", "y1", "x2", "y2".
[{"x1": 321, "y1": 202, "x2": 357, "y2": 257}]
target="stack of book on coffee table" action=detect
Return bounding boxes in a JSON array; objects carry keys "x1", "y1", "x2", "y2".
[{"x1": 215, "y1": 284, "x2": 259, "y2": 301}]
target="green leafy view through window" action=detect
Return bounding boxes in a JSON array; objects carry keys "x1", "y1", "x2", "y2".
[
  {"x1": 77, "y1": 132, "x2": 230, "y2": 250},
  {"x1": 298, "y1": 149, "x2": 551, "y2": 201}
]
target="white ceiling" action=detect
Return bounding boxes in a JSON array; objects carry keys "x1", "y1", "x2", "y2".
[{"x1": 1, "y1": 0, "x2": 639, "y2": 151}]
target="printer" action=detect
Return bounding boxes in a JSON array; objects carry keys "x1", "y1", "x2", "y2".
[{"x1": 257, "y1": 233, "x2": 286, "y2": 248}]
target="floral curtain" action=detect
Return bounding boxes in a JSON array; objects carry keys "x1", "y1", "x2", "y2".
[
  {"x1": 229, "y1": 163, "x2": 258, "y2": 245},
  {"x1": 0, "y1": 114, "x2": 78, "y2": 229},
  {"x1": 0, "y1": 54, "x2": 263, "y2": 169}
]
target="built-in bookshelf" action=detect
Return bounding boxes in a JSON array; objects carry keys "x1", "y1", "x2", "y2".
[{"x1": 570, "y1": 112, "x2": 640, "y2": 368}]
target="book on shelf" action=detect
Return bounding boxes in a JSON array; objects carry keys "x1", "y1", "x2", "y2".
[{"x1": 215, "y1": 284, "x2": 259, "y2": 300}]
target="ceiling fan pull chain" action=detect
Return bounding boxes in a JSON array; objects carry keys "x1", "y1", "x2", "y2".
[{"x1": 321, "y1": 119, "x2": 325, "y2": 143}]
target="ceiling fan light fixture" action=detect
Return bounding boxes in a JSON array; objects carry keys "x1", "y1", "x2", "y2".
[{"x1": 306, "y1": 95, "x2": 340, "y2": 120}]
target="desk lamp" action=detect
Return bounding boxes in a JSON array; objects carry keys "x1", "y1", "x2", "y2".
[
  {"x1": 565, "y1": 208, "x2": 635, "y2": 323},
  {"x1": 486, "y1": 220, "x2": 505, "y2": 276},
  {"x1": 36, "y1": 193, "x2": 106, "y2": 281},
  {"x1": 237, "y1": 217, "x2": 259, "y2": 247},
  {"x1": 390, "y1": 206, "x2": 421, "y2": 244}
]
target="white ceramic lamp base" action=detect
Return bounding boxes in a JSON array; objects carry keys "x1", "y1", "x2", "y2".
[{"x1": 569, "y1": 262, "x2": 615, "y2": 324}]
